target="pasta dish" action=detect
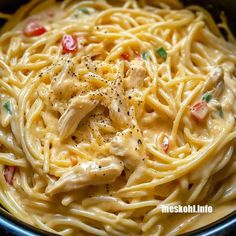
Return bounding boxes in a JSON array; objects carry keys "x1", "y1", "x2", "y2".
[{"x1": 0, "y1": 0, "x2": 235, "y2": 235}]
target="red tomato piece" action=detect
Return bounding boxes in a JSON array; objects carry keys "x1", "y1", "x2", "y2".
[
  {"x1": 62, "y1": 34, "x2": 78, "y2": 54},
  {"x1": 4, "y1": 166, "x2": 16, "y2": 185},
  {"x1": 162, "y1": 136, "x2": 169, "y2": 153},
  {"x1": 190, "y1": 101, "x2": 208, "y2": 121},
  {"x1": 121, "y1": 53, "x2": 130, "y2": 61},
  {"x1": 23, "y1": 21, "x2": 47, "y2": 37}
]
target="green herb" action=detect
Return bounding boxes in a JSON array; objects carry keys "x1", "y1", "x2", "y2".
[
  {"x1": 157, "y1": 47, "x2": 167, "y2": 60},
  {"x1": 141, "y1": 51, "x2": 149, "y2": 60},
  {"x1": 79, "y1": 8, "x2": 90, "y2": 15},
  {"x1": 202, "y1": 93, "x2": 212, "y2": 103},
  {"x1": 3, "y1": 101, "x2": 12, "y2": 115},
  {"x1": 216, "y1": 106, "x2": 223, "y2": 118}
]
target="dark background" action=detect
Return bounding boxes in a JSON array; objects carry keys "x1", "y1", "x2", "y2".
[{"x1": 0, "y1": 0, "x2": 236, "y2": 35}]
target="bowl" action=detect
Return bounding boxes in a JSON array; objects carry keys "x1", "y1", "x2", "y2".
[{"x1": 0, "y1": 0, "x2": 235, "y2": 235}]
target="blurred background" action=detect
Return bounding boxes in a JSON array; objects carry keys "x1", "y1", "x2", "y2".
[{"x1": 0, "y1": 0, "x2": 236, "y2": 36}]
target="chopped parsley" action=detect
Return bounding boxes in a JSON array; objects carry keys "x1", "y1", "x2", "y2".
[
  {"x1": 202, "y1": 93, "x2": 212, "y2": 103},
  {"x1": 156, "y1": 47, "x2": 167, "y2": 60},
  {"x1": 79, "y1": 8, "x2": 90, "y2": 15},
  {"x1": 141, "y1": 51, "x2": 149, "y2": 60},
  {"x1": 3, "y1": 101, "x2": 12, "y2": 114}
]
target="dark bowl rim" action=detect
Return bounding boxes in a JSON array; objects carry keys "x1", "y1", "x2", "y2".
[{"x1": 0, "y1": 206, "x2": 235, "y2": 235}]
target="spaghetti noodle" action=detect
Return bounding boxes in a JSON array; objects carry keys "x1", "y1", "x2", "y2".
[{"x1": 0, "y1": 0, "x2": 235, "y2": 235}]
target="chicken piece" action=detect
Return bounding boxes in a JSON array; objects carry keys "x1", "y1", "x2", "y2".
[
  {"x1": 124, "y1": 60, "x2": 146, "y2": 90},
  {"x1": 125, "y1": 89, "x2": 144, "y2": 119},
  {"x1": 203, "y1": 67, "x2": 224, "y2": 92},
  {"x1": 212, "y1": 81, "x2": 224, "y2": 98},
  {"x1": 37, "y1": 83, "x2": 67, "y2": 114},
  {"x1": 50, "y1": 59, "x2": 77, "y2": 100},
  {"x1": 106, "y1": 78, "x2": 130, "y2": 128},
  {"x1": 52, "y1": 78, "x2": 77, "y2": 100},
  {"x1": 45, "y1": 157, "x2": 124, "y2": 195},
  {"x1": 110, "y1": 127, "x2": 144, "y2": 170},
  {"x1": 58, "y1": 94, "x2": 98, "y2": 140}
]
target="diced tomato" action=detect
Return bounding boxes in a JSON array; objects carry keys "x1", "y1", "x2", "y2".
[
  {"x1": 23, "y1": 21, "x2": 47, "y2": 37},
  {"x1": 4, "y1": 166, "x2": 16, "y2": 185},
  {"x1": 190, "y1": 101, "x2": 208, "y2": 121},
  {"x1": 62, "y1": 34, "x2": 78, "y2": 54},
  {"x1": 162, "y1": 136, "x2": 169, "y2": 153},
  {"x1": 121, "y1": 53, "x2": 130, "y2": 61}
]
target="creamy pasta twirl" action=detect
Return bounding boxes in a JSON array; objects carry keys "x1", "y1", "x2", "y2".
[{"x1": 0, "y1": 0, "x2": 236, "y2": 235}]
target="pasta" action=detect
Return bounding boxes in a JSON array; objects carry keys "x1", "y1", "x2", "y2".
[{"x1": 0, "y1": 0, "x2": 236, "y2": 235}]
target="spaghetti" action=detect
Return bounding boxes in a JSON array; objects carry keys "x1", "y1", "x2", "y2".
[{"x1": 0, "y1": 0, "x2": 235, "y2": 235}]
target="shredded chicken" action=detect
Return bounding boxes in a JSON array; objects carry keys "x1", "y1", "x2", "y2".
[
  {"x1": 58, "y1": 94, "x2": 98, "y2": 139},
  {"x1": 110, "y1": 127, "x2": 144, "y2": 170},
  {"x1": 46, "y1": 157, "x2": 124, "y2": 195},
  {"x1": 37, "y1": 83, "x2": 67, "y2": 114},
  {"x1": 106, "y1": 78, "x2": 130, "y2": 128},
  {"x1": 52, "y1": 78, "x2": 77, "y2": 100},
  {"x1": 49, "y1": 58, "x2": 78, "y2": 100},
  {"x1": 219, "y1": 71, "x2": 236, "y2": 113},
  {"x1": 124, "y1": 60, "x2": 146, "y2": 89},
  {"x1": 203, "y1": 67, "x2": 224, "y2": 92}
]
